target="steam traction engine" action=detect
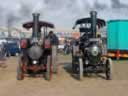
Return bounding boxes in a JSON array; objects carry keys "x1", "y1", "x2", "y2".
[
  {"x1": 17, "y1": 13, "x2": 55, "y2": 80},
  {"x1": 72, "y1": 11, "x2": 112, "y2": 80}
]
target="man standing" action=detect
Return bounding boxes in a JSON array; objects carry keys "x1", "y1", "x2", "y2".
[{"x1": 48, "y1": 31, "x2": 59, "y2": 73}]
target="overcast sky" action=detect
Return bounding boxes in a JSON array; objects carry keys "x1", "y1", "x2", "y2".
[{"x1": 0, "y1": 0, "x2": 128, "y2": 31}]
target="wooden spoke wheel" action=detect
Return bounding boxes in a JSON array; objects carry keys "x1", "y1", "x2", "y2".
[
  {"x1": 105, "y1": 58, "x2": 112, "y2": 80},
  {"x1": 45, "y1": 56, "x2": 52, "y2": 81},
  {"x1": 78, "y1": 58, "x2": 84, "y2": 80},
  {"x1": 17, "y1": 56, "x2": 24, "y2": 80}
]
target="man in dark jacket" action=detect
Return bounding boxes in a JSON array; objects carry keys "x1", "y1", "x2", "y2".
[
  {"x1": 48, "y1": 31, "x2": 59, "y2": 73},
  {"x1": 48, "y1": 31, "x2": 59, "y2": 46}
]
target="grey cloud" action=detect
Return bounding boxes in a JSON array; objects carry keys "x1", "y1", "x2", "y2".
[{"x1": 0, "y1": 0, "x2": 128, "y2": 29}]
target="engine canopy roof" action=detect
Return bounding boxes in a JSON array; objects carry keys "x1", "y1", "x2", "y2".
[
  {"x1": 73, "y1": 18, "x2": 106, "y2": 29},
  {"x1": 23, "y1": 21, "x2": 55, "y2": 29}
]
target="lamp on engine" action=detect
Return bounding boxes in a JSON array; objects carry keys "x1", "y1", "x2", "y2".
[
  {"x1": 17, "y1": 13, "x2": 56, "y2": 81},
  {"x1": 72, "y1": 11, "x2": 112, "y2": 80}
]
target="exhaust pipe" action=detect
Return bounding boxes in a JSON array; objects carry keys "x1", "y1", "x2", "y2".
[
  {"x1": 90, "y1": 11, "x2": 97, "y2": 38},
  {"x1": 32, "y1": 13, "x2": 40, "y2": 38}
]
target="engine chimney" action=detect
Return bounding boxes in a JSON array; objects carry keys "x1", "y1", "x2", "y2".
[
  {"x1": 90, "y1": 11, "x2": 97, "y2": 38},
  {"x1": 32, "y1": 13, "x2": 40, "y2": 38}
]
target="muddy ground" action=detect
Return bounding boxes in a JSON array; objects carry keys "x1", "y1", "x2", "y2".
[{"x1": 0, "y1": 55, "x2": 128, "y2": 96}]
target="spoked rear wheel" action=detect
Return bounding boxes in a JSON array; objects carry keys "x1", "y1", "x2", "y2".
[
  {"x1": 17, "y1": 57, "x2": 24, "y2": 80},
  {"x1": 17, "y1": 65, "x2": 24, "y2": 80},
  {"x1": 105, "y1": 58, "x2": 112, "y2": 80},
  {"x1": 45, "y1": 56, "x2": 52, "y2": 81},
  {"x1": 72, "y1": 56, "x2": 78, "y2": 73},
  {"x1": 78, "y1": 57, "x2": 84, "y2": 80}
]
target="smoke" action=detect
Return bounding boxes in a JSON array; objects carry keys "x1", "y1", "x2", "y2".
[
  {"x1": 0, "y1": 6, "x2": 5, "y2": 26},
  {"x1": 111, "y1": 0, "x2": 128, "y2": 8},
  {"x1": 0, "y1": 0, "x2": 128, "y2": 30},
  {"x1": 93, "y1": 1, "x2": 108, "y2": 10},
  {"x1": 19, "y1": 2, "x2": 32, "y2": 19}
]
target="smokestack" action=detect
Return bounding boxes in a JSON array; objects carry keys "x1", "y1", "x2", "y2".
[
  {"x1": 32, "y1": 13, "x2": 40, "y2": 37},
  {"x1": 90, "y1": 11, "x2": 97, "y2": 38}
]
